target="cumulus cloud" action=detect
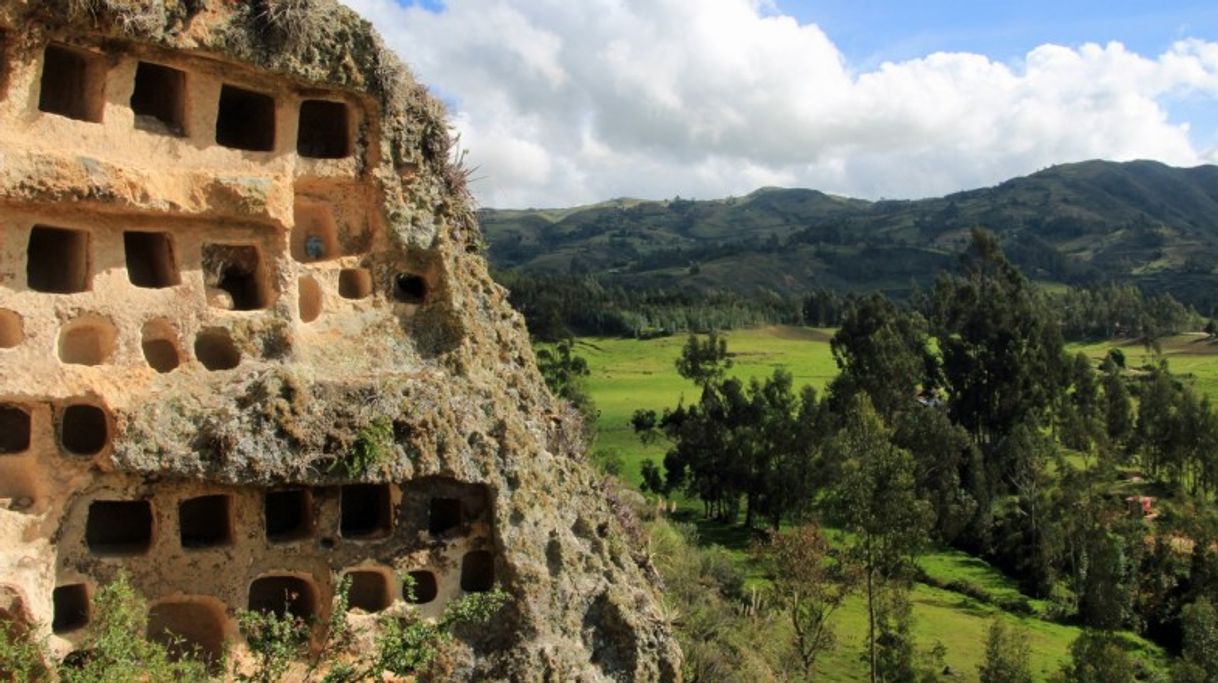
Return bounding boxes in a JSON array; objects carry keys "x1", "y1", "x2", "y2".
[{"x1": 342, "y1": 0, "x2": 1218, "y2": 208}]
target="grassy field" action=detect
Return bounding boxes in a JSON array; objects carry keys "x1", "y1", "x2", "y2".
[
  {"x1": 575, "y1": 325, "x2": 1214, "y2": 679},
  {"x1": 812, "y1": 581, "x2": 1164, "y2": 681},
  {"x1": 579, "y1": 325, "x2": 839, "y2": 489},
  {"x1": 1069, "y1": 332, "x2": 1218, "y2": 399}
]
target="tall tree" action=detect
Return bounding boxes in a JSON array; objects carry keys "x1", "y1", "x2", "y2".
[
  {"x1": 1053, "y1": 631, "x2": 1135, "y2": 683},
  {"x1": 754, "y1": 374, "x2": 822, "y2": 529},
  {"x1": 637, "y1": 366, "x2": 824, "y2": 529},
  {"x1": 824, "y1": 396, "x2": 931, "y2": 683},
  {"x1": 1101, "y1": 365, "x2": 1133, "y2": 459},
  {"x1": 829, "y1": 293, "x2": 931, "y2": 420},
  {"x1": 675, "y1": 331, "x2": 733, "y2": 387},
  {"x1": 760, "y1": 524, "x2": 857, "y2": 681},
  {"x1": 931, "y1": 229, "x2": 1066, "y2": 450},
  {"x1": 991, "y1": 422, "x2": 1061, "y2": 595},
  {"x1": 1060, "y1": 352, "x2": 1104, "y2": 456},
  {"x1": 892, "y1": 406, "x2": 979, "y2": 544},
  {"x1": 1177, "y1": 598, "x2": 1218, "y2": 682},
  {"x1": 1079, "y1": 527, "x2": 1135, "y2": 631},
  {"x1": 978, "y1": 619, "x2": 1033, "y2": 683},
  {"x1": 1135, "y1": 366, "x2": 1181, "y2": 481}
]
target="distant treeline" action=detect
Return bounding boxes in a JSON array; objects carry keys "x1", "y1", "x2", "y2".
[
  {"x1": 1048, "y1": 284, "x2": 1203, "y2": 340},
  {"x1": 492, "y1": 270, "x2": 803, "y2": 341},
  {"x1": 494, "y1": 268, "x2": 1207, "y2": 341}
]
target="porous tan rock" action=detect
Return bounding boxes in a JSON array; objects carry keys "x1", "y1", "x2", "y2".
[{"x1": 0, "y1": 1, "x2": 681, "y2": 679}]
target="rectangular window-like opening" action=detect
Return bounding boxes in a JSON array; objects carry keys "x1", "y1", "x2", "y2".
[
  {"x1": 179, "y1": 495, "x2": 232, "y2": 549},
  {"x1": 27, "y1": 225, "x2": 90, "y2": 294},
  {"x1": 429, "y1": 497, "x2": 462, "y2": 536},
  {"x1": 194, "y1": 327, "x2": 242, "y2": 371},
  {"x1": 340, "y1": 484, "x2": 391, "y2": 539},
  {"x1": 393, "y1": 274, "x2": 428, "y2": 305},
  {"x1": 130, "y1": 61, "x2": 186, "y2": 136},
  {"x1": 291, "y1": 201, "x2": 339, "y2": 262},
  {"x1": 338, "y1": 268, "x2": 372, "y2": 300},
  {"x1": 265, "y1": 489, "x2": 312, "y2": 542},
  {"x1": 0, "y1": 405, "x2": 31, "y2": 454},
  {"x1": 147, "y1": 601, "x2": 226, "y2": 671},
  {"x1": 0, "y1": 309, "x2": 22, "y2": 348},
  {"x1": 85, "y1": 500, "x2": 153, "y2": 555},
  {"x1": 141, "y1": 320, "x2": 181, "y2": 373},
  {"x1": 345, "y1": 570, "x2": 391, "y2": 613},
  {"x1": 39, "y1": 44, "x2": 104, "y2": 122},
  {"x1": 216, "y1": 84, "x2": 275, "y2": 152},
  {"x1": 125, "y1": 231, "x2": 180, "y2": 288},
  {"x1": 0, "y1": 32, "x2": 10, "y2": 102},
  {"x1": 58, "y1": 317, "x2": 117, "y2": 366},
  {"x1": 53, "y1": 584, "x2": 90, "y2": 633},
  {"x1": 60, "y1": 403, "x2": 109, "y2": 456},
  {"x1": 404, "y1": 570, "x2": 437, "y2": 604},
  {"x1": 460, "y1": 550, "x2": 495, "y2": 593},
  {"x1": 298, "y1": 276, "x2": 323, "y2": 323},
  {"x1": 202, "y1": 244, "x2": 270, "y2": 311},
  {"x1": 297, "y1": 99, "x2": 350, "y2": 159},
  {"x1": 248, "y1": 576, "x2": 315, "y2": 619}
]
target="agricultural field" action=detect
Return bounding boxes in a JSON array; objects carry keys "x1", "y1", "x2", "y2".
[
  {"x1": 582, "y1": 327, "x2": 1218, "y2": 489},
  {"x1": 1069, "y1": 332, "x2": 1218, "y2": 400},
  {"x1": 579, "y1": 325, "x2": 839, "y2": 489},
  {"x1": 573, "y1": 325, "x2": 1218, "y2": 678}
]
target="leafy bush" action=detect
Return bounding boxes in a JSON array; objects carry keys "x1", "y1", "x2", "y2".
[
  {"x1": 0, "y1": 613, "x2": 48, "y2": 681},
  {"x1": 647, "y1": 519, "x2": 788, "y2": 681},
  {"x1": 61, "y1": 572, "x2": 212, "y2": 683},
  {"x1": 332, "y1": 418, "x2": 394, "y2": 478},
  {"x1": 0, "y1": 572, "x2": 508, "y2": 683}
]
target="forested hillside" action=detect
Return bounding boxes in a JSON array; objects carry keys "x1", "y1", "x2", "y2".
[
  {"x1": 481, "y1": 160, "x2": 1218, "y2": 315},
  {"x1": 548, "y1": 233, "x2": 1218, "y2": 681}
]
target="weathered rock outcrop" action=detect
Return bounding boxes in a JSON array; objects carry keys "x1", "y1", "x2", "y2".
[{"x1": 0, "y1": 1, "x2": 681, "y2": 679}]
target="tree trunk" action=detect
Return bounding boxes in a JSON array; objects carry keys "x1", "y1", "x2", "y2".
[{"x1": 867, "y1": 537, "x2": 877, "y2": 683}]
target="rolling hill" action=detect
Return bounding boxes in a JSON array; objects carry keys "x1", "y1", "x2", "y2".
[{"x1": 479, "y1": 160, "x2": 1218, "y2": 313}]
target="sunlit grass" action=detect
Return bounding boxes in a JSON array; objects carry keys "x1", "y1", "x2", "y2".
[
  {"x1": 581, "y1": 325, "x2": 839, "y2": 488},
  {"x1": 580, "y1": 325, "x2": 1193, "y2": 679},
  {"x1": 1069, "y1": 333, "x2": 1218, "y2": 400}
]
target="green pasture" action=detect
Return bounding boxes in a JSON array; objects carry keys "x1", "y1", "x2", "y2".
[
  {"x1": 574, "y1": 325, "x2": 1206, "y2": 678},
  {"x1": 1069, "y1": 333, "x2": 1218, "y2": 399},
  {"x1": 677, "y1": 516, "x2": 1167, "y2": 680},
  {"x1": 586, "y1": 330, "x2": 1218, "y2": 491},
  {"x1": 579, "y1": 325, "x2": 839, "y2": 488},
  {"x1": 813, "y1": 580, "x2": 1165, "y2": 682}
]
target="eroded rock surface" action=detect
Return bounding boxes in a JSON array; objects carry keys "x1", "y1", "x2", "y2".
[{"x1": 0, "y1": 1, "x2": 681, "y2": 679}]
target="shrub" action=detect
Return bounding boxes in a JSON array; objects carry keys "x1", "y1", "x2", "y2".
[{"x1": 62, "y1": 572, "x2": 212, "y2": 683}]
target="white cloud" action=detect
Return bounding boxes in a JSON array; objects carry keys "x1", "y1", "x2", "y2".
[{"x1": 342, "y1": 0, "x2": 1218, "y2": 208}]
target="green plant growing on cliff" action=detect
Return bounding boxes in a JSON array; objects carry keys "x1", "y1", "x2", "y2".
[
  {"x1": 232, "y1": 572, "x2": 508, "y2": 683},
  {"x1": 319, "y1": 590, "x2": 510, "y2": 682},
  {"x1": 537, "y1": 339, "x2": 598, "y2": 435},
  {"x1": 61, "y1": 572, "x2": 212, "y2": 683},
  {"x1": 302, "y1": 577, "x2": 354, "y2": 681},
  {"x1": 332, "y1": 418, "x2": 394, "y2": 478},
  {"x1": 235, "y1": 603, "x2": 310, "y2": 683},
  {"x1": 0, "y1": 574, "x2": 215, "y2": 682},
  {"x1": 0, "y1": 614, "x2": 48, "y2": 681}
]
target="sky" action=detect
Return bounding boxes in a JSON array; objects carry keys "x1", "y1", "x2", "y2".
[{"x1": 340, "y1": 0, "x2": 1218, "y2": 208}]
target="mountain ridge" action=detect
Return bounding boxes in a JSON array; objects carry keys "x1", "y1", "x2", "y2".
[{"x1": 478, "y1": 159, "x2": 1218, "y2": 313}]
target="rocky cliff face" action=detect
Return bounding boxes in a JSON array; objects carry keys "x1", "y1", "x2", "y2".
[{"x1": 0, "y1": 1, "x2": 681, "y2": 679}]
